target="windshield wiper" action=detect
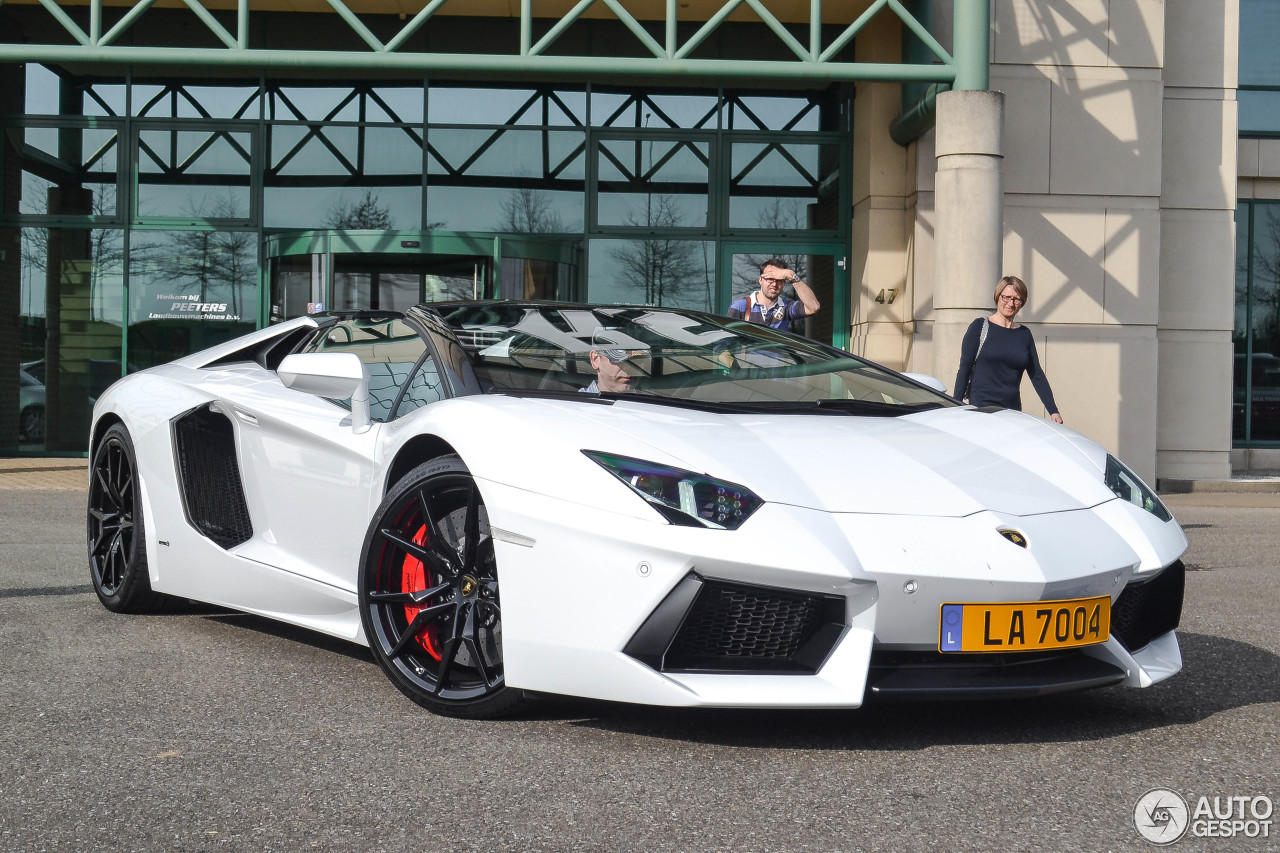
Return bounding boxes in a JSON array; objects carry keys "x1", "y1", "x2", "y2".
[
  {"x1": 488, "y1": 388, "x2": 945, "y2": 417},
  {"x1": 811, "y1": 398, "x2": 947, "y2": 415},
  {"x1": 488, "y1": 387, "x2": 758, "y2": 413}
]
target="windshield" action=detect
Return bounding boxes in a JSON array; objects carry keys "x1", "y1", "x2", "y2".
[{"x1": 435, "y1": 303, "x2": 955, "y2": 412}]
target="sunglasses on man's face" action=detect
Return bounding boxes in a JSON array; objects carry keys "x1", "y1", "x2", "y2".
[{"x1": 601, "y1": 349, "x2": 648, "y2": 365}]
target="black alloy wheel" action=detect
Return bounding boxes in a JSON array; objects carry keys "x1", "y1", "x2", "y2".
[
  {"x1": 87, "y1": 423, "x2": 167, "y2": 612},
  {"x1": 358, "y1": 456, "x2": 526, "y2": 718}
]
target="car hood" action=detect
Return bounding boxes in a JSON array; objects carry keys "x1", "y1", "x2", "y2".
[{"x1": 535, "y1": 399, "x2": 1114, "y2": 517}]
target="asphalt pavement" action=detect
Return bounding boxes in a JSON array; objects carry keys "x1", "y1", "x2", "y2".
[{"x1": 1, "y1": 466, "x2": 1276, "y2": 852}]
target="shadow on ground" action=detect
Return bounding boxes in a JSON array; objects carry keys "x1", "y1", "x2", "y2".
[
  {"x1": 564, "y1": 633, "x2": 1280, "y2": 749},
  {"x1": 147, "y1": 605, "x2": 1280, "y2": 748}
]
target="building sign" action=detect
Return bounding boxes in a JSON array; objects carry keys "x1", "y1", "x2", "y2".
[{"x1": 148, "y1": 293, "x2": 241, "y2": 321}]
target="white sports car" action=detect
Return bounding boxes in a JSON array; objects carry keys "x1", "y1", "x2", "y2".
[{"x1": 87, "y1": 301, "x2": 1186, "y2": 718}]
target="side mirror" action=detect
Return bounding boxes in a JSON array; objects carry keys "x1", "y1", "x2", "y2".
[
  {"x1": 902, "y1": 372, "x2": 948, "y2": 394},
  {"x1": 278, "y1": 352, "x2": 372, "y2": 433}
]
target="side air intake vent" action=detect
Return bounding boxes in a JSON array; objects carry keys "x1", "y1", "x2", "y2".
[
  {"x1": 1111, "y1": 560, "x2": 1184, "y2": 653},
  {"x1": 173, "y1": 405, "x2": 253, "y2": 550},
  {"x1": 624, "y1": 574, "x2": 845, "y2": 674}
]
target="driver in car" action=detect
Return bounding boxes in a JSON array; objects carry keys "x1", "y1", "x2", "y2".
[
  {"x1": 583, "y1": 346, "x2": 649, "y2": 393},
  {"x1": 582, "y1": 329, "x2": 649, "y2": 393}
]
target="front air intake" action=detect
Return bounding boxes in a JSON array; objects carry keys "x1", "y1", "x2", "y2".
[
  {"x1": 1111, "y1": 560, "x2": 1185, "y2": 652},
  {"x1": 624, "y1": 574, "x2": 845, "y2": 674}
]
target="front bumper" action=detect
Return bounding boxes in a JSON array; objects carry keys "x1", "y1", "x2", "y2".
[
  {"x1": 481, "y1": 478, "x2": 1185, "y2": 708},
  {"x1": 864, "y1": 560, "x2": 1185, "y2": 700}
]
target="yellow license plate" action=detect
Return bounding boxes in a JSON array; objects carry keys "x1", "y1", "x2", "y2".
[{"x1": 938, "y1": 596, "x2": 1111, "y2": 653}]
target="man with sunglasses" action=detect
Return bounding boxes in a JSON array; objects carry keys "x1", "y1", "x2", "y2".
[
  {"x1": 726, "y1": 258, "x2": 821, "y2": 334},
  {"x1": 581, "y1": 328, "x2": 651, "y2": 393},
  {"x1": 582, "y1": 346, "x2": 646, "y2": 393}
]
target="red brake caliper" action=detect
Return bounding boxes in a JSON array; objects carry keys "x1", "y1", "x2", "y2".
[{"x1": 401, "y1": 525, "x2": 442, "y2": 660}]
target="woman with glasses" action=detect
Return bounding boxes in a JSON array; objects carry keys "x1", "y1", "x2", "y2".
[{"x1": 952, "y1": 275, "x2": 1064, "y2": 424}]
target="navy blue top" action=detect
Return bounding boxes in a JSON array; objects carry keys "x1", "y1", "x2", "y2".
[
  {"x1": 727, "y1": 293, "x2": 807, "y2": 332},
  {"x1": 953, "y1": 318, "x2": 1059, "y2": 414}
]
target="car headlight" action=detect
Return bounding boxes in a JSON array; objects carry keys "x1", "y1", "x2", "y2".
[
  {"x1": 584, "y1": 450, "x2": 764, "y2": 530},
  {"x1": 1105, "y1": 454, "x2": 1171, "y2": 522}
]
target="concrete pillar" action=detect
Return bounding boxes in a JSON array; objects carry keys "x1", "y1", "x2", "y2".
[
  {"x1": 849, "y1": 9, "x2": 910, "y2": 369},
  {"x1": 931, "y1": 89, "x2": 1005, "y2": 390},
  {"x1": 1154, "y1": 0, "x2": 1237, "y2": 481}
]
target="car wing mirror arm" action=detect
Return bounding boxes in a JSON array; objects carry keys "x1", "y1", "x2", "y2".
[{"x1": 349, "y1": 373, "x2": 371, "y2": 434}]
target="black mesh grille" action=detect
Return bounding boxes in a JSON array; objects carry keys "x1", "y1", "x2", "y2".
[
  {"x1": 174, "y1": 406, "x2": 253, "y2": 550},
  {"x1": 866, "y1": 648, "x2": 1126, "y2": 700},
  {"x1": 662, "y1": 580, "x2": 843, "y2": 672},
  {"x1": 1111, "y1": 560, "x2": 1184, "y2": 652}
]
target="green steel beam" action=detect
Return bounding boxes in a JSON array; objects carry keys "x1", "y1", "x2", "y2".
[
  {"x1": 531, "y1": 0, "x2": 602, "y2": 58},
  {"x1": 952, "y1": 0, "x2": 990, "y2": 92},
  {"x1": 33, "y1": 0, "x2": 88, "y2": 46},
  {"x1": 809, "y1": 0, "x2": 820, "y2": 58},
  {"x1": 323, "y1": 0, "x2": 385, "y2": 52},
  {"x1": 384, "y1": 0, "x2": 450, "y2": 54},
  {"x1": 100, "y1": 0, "x2": 157, "y2": 47},
  {"x1": 675, "y1": 3, "x2": 747, "y2": 61},
  {"x1": 181, "y1": 0, "x2": 239, "y2": 51},
  {"x1": 597, "y1": 0, "x2": 665, "y2": 59},
  {"x1": 889, "y1": 0, "x2": 990, "y2": 145},
  {"x1": 742, "y1": 0, "x2": 810, "y2": 61},
  {"x1": 889, "y1": 81, "x2": 944, "y2": 146},
  {"x1": 890, "y1": 0, "x2": 953, "y2": 67},
  {"x1": 666, "y1": 0, "x2": 677, "y2": 57},
  {"x1": 0, "y1": 45, "x2": 956, "y2": 83},
  {"x1": 889, "y1": 0, "x2": 942, "y2": 146},
  {"x1": 0, "y1": 0, "x2": 964, "y2": 87}
]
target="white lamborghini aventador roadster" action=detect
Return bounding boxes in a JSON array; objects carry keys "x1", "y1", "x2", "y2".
[{"x1": 86, "y1": 301, "x2": 1186, "y2": 718}]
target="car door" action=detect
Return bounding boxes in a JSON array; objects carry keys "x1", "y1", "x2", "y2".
[{"x1": 226, "y1": 314, "x2": 433, "y2": 594}]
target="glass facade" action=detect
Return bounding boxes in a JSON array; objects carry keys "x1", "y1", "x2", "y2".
[
  {"x1": 1240, "y1": 0, "x2": 1280, "y2": 135},
  {"x1": 2, "y1": 63, "x2": 849, "y2": 454},
  {"x1": 17, "y1": 224, "x2": 124, "y2": 451},
  {"x1": 1237, "y1": 2, "x2": 1280, "y2": 446},
  {"x1": 127, "y1": 229, "x2": 258, "y2": 370},
  {"x1": 1234, "y1": 202, "x2": 1280, "y2": 444}
]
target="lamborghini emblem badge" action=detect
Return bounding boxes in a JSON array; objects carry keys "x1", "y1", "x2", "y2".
[
  {"x1": 460, "y1": 576, "x2": 477, "y2": 596},
  {"x1": 998, "y1": 529, "x2": 1027, "y2": 548}
]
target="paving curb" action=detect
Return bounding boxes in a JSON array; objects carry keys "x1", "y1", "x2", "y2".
[
  {"x1": 1157, "y1": 477, "x2": 1280, "y2": 495},
  {"x1": 0, "y1": 459, "x2": 88, "y2": 491}
]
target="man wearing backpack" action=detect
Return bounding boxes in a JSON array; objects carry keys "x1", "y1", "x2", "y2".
[{"x1": 726, "y1": 258, "x2": 821, "y2": 334}]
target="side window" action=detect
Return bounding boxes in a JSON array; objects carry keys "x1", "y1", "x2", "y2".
[
  {"x1": 394, "y1": 356, "x2": 447, "y2": 418},
  {"x1": 366, "y1": 362, "x2": 417, "y2": 422},
  {"x1": 301, "y1": 315, "x2": 427, "y2": 423}
]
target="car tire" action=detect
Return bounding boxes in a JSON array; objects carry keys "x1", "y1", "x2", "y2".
[
  {"x1": 87, "y1": 423, "x2": 170, "y2": 612},
  {"x1": 358, "y1": 455, "x2": 527, "y2": 719},
  {"x1": 19, "y1": 405, "x2": 44, "y2": 442}
]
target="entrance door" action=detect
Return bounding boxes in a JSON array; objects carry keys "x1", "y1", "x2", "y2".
[
  {"x1": 719, "y1": 242, "x2": 848, "y2": 349},
  {"x1": 265, "y1": 231, "x2": 582, "y2": 323},
  {"x1": 332, "y1": 253, "x2": 488, "y2": 311}
]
